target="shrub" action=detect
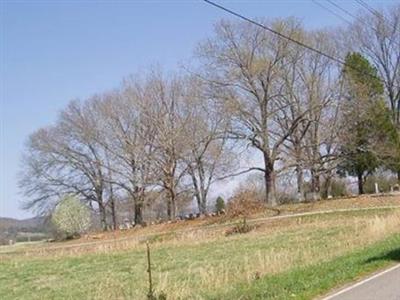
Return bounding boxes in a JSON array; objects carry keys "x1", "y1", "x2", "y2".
[
  {"x1": 225, "y1": 217, "x2": 255, "y2": 236},
  {"x1": 320, "y1": 178, "x2": 348, "y2": 198},
  {"x1": 276, "y1": 191, "x2": 297, "y2": 204},
  {"x1": 227, "y1": 190, "x2": 265, "y2": 217},
  {"x1": 52, "y1": 195, "x2": 91, "y2": 239},
  {"x1": 215, "y1": 196, "x2": 225, "y2": 213},
  {"x1": 330, "y1": 179, "x2": 348, "y2": 197},
  {"x1": 15, "y1": 232, "x2": 47, "y2": 243},
  {"x1": 364, "y1": 175, "x2": 398, "y2": 194}
]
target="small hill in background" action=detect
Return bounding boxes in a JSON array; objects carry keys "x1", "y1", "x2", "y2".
[{"x1": 0, "y1": 216, "x2": 49, "y2": 245}]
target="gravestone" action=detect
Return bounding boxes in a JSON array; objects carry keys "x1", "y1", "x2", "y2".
[{"x1": 375, "y1": 182, "x2": 379, "y2": 194}]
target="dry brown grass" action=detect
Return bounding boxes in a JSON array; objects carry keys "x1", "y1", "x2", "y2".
[{"x1": 1, "y1": 194, "x2": 399, "y2": 261}]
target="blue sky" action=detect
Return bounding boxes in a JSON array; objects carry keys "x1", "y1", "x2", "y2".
[{"x1": 0, "y1": 0, "x2": 393, "y2": 219}]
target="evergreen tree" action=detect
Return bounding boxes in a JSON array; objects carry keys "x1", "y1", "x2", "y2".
[
  {"x1": 215, "y1": 196, "x2": 225, "y2": 213},
  {"x1": 338, "y1": 52, "x2": 393, "y2": 194}
]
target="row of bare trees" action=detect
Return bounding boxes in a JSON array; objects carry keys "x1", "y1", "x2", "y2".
[
  {"x1": 19, "y1": 4, "x2": 400, "y2": 228},
  {"x1": 20, "y1": 73, "x2": 233, "y2": 228}
]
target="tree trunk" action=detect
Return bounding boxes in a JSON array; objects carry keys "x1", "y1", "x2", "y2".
[
  {"x1": 133, "y1": 187, "x2": 144, "y2": 225},
  {"x1": 310, "y1": 169, "x2": 321, "y2": 201},
  {"x1": 296, "y1": 165, "x2": 304, "y2": 202},
  {"x1": 167, "y1": 200, "x2": 172, "y2": 220},
  {"x1": 197, "y1": 188, "x2": 208, "y2": 215},
  {"x1": 195, "y1": 196, "x2": 203, "y2": 214},
  {"x1": 199, "y1": 198, "x2": 207, "y2": 215},
  {"x1": 134, "y1": 202, "x2": 143, "y2": 225},
  {"x1": 98, "y1": 203, "x2": 107, "y2": 231},
  {"x1": 357, "y1": 172, "x2": 364, "y2": 195},
  {"x1": 192, "y1": 173, "x2": 207, "y2": 215},
  {"x1": 110, "y1": 196, "x2": 117, "y2": 230},
  {"x1": 264, "y1": 153, "x2": 277, "y2": 206},
  {"x1": 108, "y1": 181, "x2": 117, "y2": 230},
  {"x1": 171, "y1": 196, "x2": 176, "y2": 220},
  {"x1": 322, "y1": 175, "x2": 332, "y2": 199},
  {"x1": 166, "y1": 190, "x2": 176, "y2": 220},
  {"x1": 397, "y1": 170, "x2": 400, "y2": 183}
]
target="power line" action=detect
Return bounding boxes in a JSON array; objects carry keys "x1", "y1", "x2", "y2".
[
  {"x1": 355, "y1": 0, "x2": 381, "y2": 18},
  {"x1": 354, "y1": 0, "x2": 400, "y2": 33},
  {"x1": 318, "y1": 0, "x2": 400, "y2": 48},
  {"x1": 201, "y1": 0, "x2": 399, "y2": 89},
  {"x1": 325, "y1": 0, "x2": 357, "y2": 20},
  {"x1": 311, "y1": 0, "x2": 352, "y2": 25},
  {"x1": 202, "y1": 0, "x2": 346, "y2": 65}
]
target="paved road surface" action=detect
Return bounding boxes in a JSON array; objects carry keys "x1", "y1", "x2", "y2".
[{"x1": 322, "y1": 264, "x2": 400, "y2": 300}]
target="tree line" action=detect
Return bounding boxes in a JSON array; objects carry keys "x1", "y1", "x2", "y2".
[{"x1": 19, "y1": 4, "x2": 400, "y2": 229}]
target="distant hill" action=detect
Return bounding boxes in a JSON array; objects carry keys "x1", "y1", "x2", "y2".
[
  {"x1": 1, "y1": 216, "x2": 40, "y2": 227},
  {"x1": 0, "y1": 216, "x2": 46, "y2": 231},
  {"x1": 0, "y1": 216, "x2": 48, "y2": 245}
]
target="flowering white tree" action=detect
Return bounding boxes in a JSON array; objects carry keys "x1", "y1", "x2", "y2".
[{"x1": 52, "y1": 195, "x2": 91, "y2": 238}]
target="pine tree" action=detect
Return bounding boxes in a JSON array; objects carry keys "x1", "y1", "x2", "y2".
[{"x1": 338, "y1": 52, "x2": 393, "y2": 194}]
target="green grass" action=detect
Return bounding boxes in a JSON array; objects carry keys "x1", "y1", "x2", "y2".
[
  {"x1": 207, "y1": 234, "x2": 400, "y2": 299},
  {"x1": 0, "y1": 209, "x2": 399, "y2": 299}
]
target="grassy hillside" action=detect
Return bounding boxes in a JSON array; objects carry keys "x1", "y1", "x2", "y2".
[{"x1": 1, "y1": 196, "x2": 400, "y2": 299}]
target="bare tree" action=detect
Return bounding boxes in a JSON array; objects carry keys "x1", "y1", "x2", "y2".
[
  {"x1": 19, "y1": 100, "x2": 110, "y2": 229},
  {"x1": 351, "y1": 4, "x2": 400, "y2": 126},
  {"x1": 180, "y1": 77, "x2": 234, "y2": 214},
  {"x1": 92, "y1": 87, "x2": 155, "y2": 225},
  {"x1": 196, "y1": 19, "x2": 319, "y2": 206},
  {"x1": 297, "y1": 30, "x2": 339, "y2": 201},
  {"x1": 139, "y1": 72, "x2": 189, "y2": 220}
]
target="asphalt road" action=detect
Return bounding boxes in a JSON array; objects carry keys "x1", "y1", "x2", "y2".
[{"x1": 322, "y1": 264, "x2": 400, "y2": 300}]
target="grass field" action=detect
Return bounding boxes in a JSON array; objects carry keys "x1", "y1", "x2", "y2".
[{"x1": 1, "y1": 195, "x2": 400, "y2": 299}]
